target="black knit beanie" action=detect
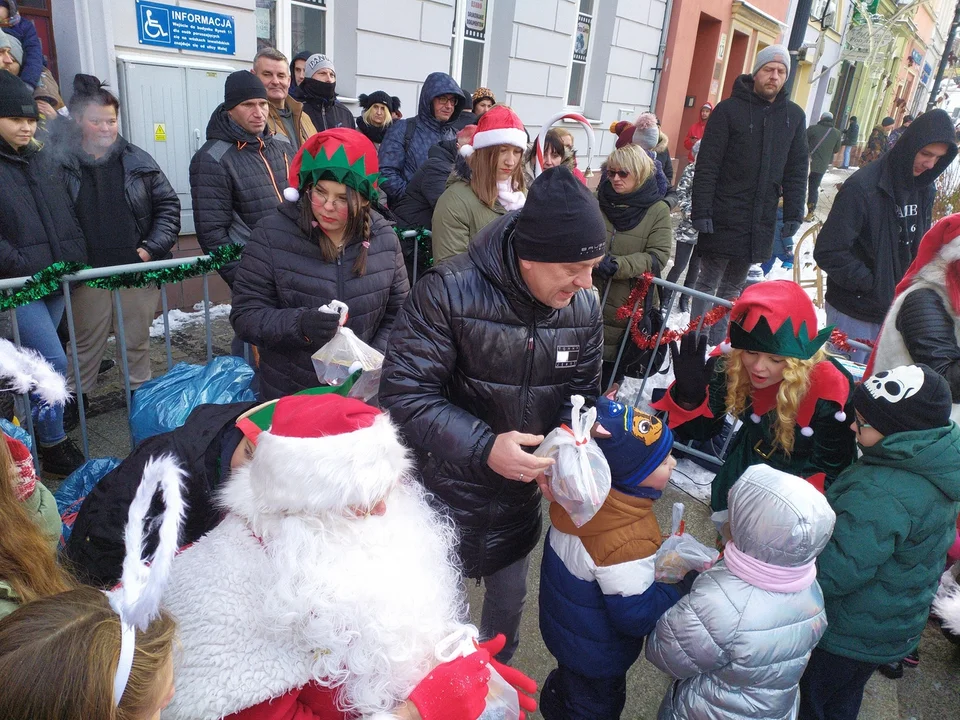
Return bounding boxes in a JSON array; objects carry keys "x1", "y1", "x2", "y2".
[
  {"x1": 224, "y1": 70, "x2": 268, "y2": 110},
  {"x1": 514, "y1": 166, "x2": 607, "y2": 263},
  {"x1": 0, "y1": 70, "x2": 37, "y2": 119},
  {"x1": 853, "y1": 364, "x2": 952, "y2": 437},
  {"x1": 358, "y1": 91, "x2": 393, "y2": 110}
]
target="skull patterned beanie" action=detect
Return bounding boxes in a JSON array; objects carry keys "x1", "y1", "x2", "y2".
[{"x1": 853, "y1": 364, "x2": 952, "y2": 437}]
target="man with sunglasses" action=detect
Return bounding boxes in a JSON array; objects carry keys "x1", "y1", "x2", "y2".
[{"x1": 378, "y1": 71, "x2": 467, "y2": 205}]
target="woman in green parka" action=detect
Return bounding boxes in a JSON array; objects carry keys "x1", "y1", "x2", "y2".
[
  {"x1": 652, "y1": 280, "x2": 857, "y2": 512},
  {"x1": 593, "y1": 143, "x2": 672, "y2": 388}
]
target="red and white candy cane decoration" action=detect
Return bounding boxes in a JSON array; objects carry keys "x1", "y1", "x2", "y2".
[{"x1": 533, "y1": 111, "x2": 595, "y2": 178}]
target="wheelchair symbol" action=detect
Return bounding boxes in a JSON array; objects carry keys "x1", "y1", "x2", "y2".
[{"x1": 143, "y1": 9, "x2": 169, "y2": 39}]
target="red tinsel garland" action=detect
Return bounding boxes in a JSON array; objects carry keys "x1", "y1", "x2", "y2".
[
  {"x1": 614, "y1": 272, "x2": 731, "y2": 349},
  {"x1": 829, "y1": 328, "x2": 875, "y2": 353}
]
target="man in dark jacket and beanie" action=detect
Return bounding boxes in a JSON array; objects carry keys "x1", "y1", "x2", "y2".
[
  {"x1": 64, "y1": 400, "x2": 258, "y2": 587},
  {"x1": 190, "y1": 70, "x2": 291, "y2": 287},
  {"x1": 689, "y1": 45, "x2": 808, "y2": 345},
  {"x1": 288, "y1": 50, "x2": 311, "y2": 101},
  {"x1": 814, "y1": 108, "x2": 957, "y2": 362},
  {"x1": 380, "y1": 166, "x2": 605, "y2": 663},
  {"x1": 806, "y1": 111, "x2": 842, "y2": 220},
  {"x1": 298, "y1": 53, "x2": 356, "y2": 133},
  {"x1": 378, "y1": 71, "x2": 467, "y2": 204}
]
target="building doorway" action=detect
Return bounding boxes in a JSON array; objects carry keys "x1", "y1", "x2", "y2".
[
  {"x1": 721, "y1": 30, "x2": 749, "y2": 100},
  {"x1": 677, "y1": 13, "x2": 722, "y2": 159},
  {"x1": 15, "y1": 0, "x2": 58, "y2": 79}
]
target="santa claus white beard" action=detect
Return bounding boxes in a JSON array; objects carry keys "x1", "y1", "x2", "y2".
[{"x1": 256, "y1": 479, "x2": 466, "y2": 716}]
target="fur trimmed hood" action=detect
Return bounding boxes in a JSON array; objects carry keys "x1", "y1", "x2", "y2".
[{"x1": 653, "y1": 130, "x2": 670, "y2": 155}]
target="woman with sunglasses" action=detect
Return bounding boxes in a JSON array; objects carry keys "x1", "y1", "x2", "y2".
[
  {"x1": 593, "y1": 143, "x2": 672, "y2": 388},
  {"x1": 230, "y1": 129, "x2": 408, "y2": 400}
]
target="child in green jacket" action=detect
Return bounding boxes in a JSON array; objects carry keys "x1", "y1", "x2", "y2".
[{"x1": 799, "y1": 364, "x2": 960, "y2": 720}]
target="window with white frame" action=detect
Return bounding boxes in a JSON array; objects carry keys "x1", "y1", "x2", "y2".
[
  {"x1": 291, "y1": 0, "x2": 327, "y2": 56},
  {"x1": 568, "y1": 0, "x2": 594, "y2": 107},
  {"x1": 451, "y1": 0, "x2": 491, "y2": 95}
]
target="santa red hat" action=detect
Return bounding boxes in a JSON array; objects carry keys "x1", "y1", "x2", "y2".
[
  {"x1": 4, "y1": 434, "x2": 38, "y2": 502},
  {"x1": 221, "y1": 394, "x2": 411, "y2": 518},
  {"x1": 894, "y1": 213, "x2": 960, "y2": 305},
  {"x1": 283, "y1": 128, "x2": 381, "y2": 204},
  {"x1": 459, "y1": 105, "x2": 527, "y2": 158}
]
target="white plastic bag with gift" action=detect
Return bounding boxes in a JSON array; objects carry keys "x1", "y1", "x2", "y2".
[
  {"x1": 534, "y1": 395, "x2": 612, "y2": 527},
  {"x1": 310, "y1": 300, "x2": 384, "y2": 404},
  {"x1": 654, "y1": 503, "x2": 720, "y2": 582},
  {"x1": 434, "y1": 624, "x2": 520, "y2": 720}
]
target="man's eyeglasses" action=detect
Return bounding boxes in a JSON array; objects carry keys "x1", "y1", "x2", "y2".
[
  {"x1": 609, "y1": 169, "x2": 631, "y2": 179},
  {"x1": 434, "y1": 95, "x2": 458, "y2": 107}
]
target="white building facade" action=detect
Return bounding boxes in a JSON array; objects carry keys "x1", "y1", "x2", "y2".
[{"x1": 48, "y1": 0, "x2": 671, "y2": 233}]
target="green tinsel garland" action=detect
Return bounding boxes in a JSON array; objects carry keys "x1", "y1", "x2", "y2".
[
  {"x1": 0, "y1": 244, "x2": 244, "y2": 311},
  {"x1": 394, "y1": 227, "x2": 434, "y2": 268}
]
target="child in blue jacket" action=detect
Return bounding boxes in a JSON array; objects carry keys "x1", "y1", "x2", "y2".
[
  {"x1": 0, "y1": 2, "x2": 42, "y2": 89},
  {"x1": 539, "y1": 397, "x2": 697, "y2": 720}
]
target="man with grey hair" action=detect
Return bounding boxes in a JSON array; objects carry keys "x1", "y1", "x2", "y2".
[
  {"x1": 253, "y1": 46, "x2": 316, "y2": 148},
  {"x1": 805, "y1": 111, "x2": 842, "y2": 220},
  {"x1": 298, "y1": 53, "x2": 356, "y2": 132}
]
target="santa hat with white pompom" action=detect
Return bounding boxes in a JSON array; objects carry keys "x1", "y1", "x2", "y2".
[
  {"x1": 459, "y1": 104, "x2": 527, "y2": 158},
  {"x1": 282, "y1": 128, "x2": 382, "y2": 205}
]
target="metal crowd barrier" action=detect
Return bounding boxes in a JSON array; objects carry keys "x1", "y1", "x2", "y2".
[
  {"x1": 0, "y1": 254, "x2": 230, "y2": 465},
  {"x1": 399, "y1": 228, "x2": 432, "y2": 285}
]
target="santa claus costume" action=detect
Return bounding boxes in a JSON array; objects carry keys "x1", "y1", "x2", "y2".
[{"x1": 162, "y1": 394, "x2": 534, "y2": 720}]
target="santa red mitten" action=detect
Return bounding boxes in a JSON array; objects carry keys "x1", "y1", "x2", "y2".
[
  {"x1": 477, "y1": 635, "x2": 538, "y2": 719},
  {"x1": 408, "y1": 650, "x2": 491, "y2": 720}
]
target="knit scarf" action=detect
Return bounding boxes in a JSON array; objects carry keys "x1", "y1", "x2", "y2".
[
  {"x1": 723, "y1": 540, "x2": 817, "y2": 592},
  {"x1": 497, "y1": 180, "x2": 526, "y2": 211},
  {"x1": 598, "y1": 174, "x2": 664, "y2": 231}
]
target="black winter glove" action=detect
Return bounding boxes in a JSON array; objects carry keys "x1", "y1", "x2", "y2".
[
  {"x1": 780, "y1": 221, "x2": 801, "y2": 239},
  {"x1": 675, "y1": 569, "x2": 700, "y2": 597},
  {"x1": 669, "y1": 333, "x2": 717, "y2": 408},
  {"x1": 692, "y1": 218, "x2": 714, "y2": 234},
  {"x1": 299, "y1": 309, "x2": 341, "y2": 349},
  {"x1": 595, "y1": 254, "x2": 619, "y2": 280}
]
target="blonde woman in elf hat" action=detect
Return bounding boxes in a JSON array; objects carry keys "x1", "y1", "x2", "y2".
[
  {"x1": 162, "y1": 393, "x2": 538, "y2": 720},
  {"x1": 230, "y1": 128, "x2": 408, "y2": 400},
  {"x1": 652, "y1": 280, "x2": 857, "y2": 512},
  {"x1": 432, "y1": 104, "x2": 528, "y2": 262}
]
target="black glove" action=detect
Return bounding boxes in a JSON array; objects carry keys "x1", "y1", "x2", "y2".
[
  {"x1": 781, "y1": 221, "x2": 800, "y2": 239},
  {"x1": 675, "y1": 569, "x2": 700, "y2": 597},
  {"x1": 692, "y1": 218, "x2": 714, "y2": 234},
  {"x1": 669, "y1": 333, "x2": 717, "y2": 408},
  {"x1": 299, "y1": 309, "x2": 340, "y2": 349},
  {"x1": 595, "y1": 254, "x2": 619, "y2": 280}
]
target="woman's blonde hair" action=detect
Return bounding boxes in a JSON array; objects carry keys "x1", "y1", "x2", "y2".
[
  {"x1": 467, "y1": 144, "x2": 526, "y2": 209},
  {"x1": 0, "y1": 585, "x2": 177, "y2": 720},
  {"x1": 361, "y1": 104, "x2": 393, "y2": 129},
  {"x1": 0, "y1": 438, "x2": 74, "y2": 607},
  {"x1": 605, "y1": 144, "x2": 653, "y2": 189},
  {"x1": 725, "y1": 347, "x2": 829, "y2": 455}
]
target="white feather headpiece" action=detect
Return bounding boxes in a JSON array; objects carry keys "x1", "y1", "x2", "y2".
[
  {"x1": 107, "y1": 455, "x2": 186, "y2": 706},
  {"x1": 0, "y1": 337, "x2": 69, "y2": 406}
]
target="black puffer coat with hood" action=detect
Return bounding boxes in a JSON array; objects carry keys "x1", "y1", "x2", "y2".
[
  {"x1": 230, "y1": 201, "x2": 408, "y2": 400},
  {"x1": 189, "y1": 105, "x2": 291, "y2": 286},
  {"x1": 288, "y1": 50, "x2": 312, "y2": 101},
  {"x1": 379, "y1": 211, "x2": 603, "y2": 578},
  {"x1": 815, "y1": 109, "x2": 957, "y2": 323},
  {"x1": 378, "y1": 72, "x2": 467, "y2": 204},
  {"x1": 692, "y1": 74, "x2": 808, "y2": 262}
]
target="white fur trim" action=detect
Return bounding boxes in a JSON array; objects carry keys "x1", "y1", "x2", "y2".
[
  {"x1": 220, "y1": 413, "x2": 411, "y2": 519},
  {"x1": 750, "y1": 413, "x2": 762, "y2": 424},
  {"x1": 470, "y1": 127, "x2": 527, "y2": 151},
  {"x1": 933, "y1": 586, "x2": 960, "y2": 635},
  {"x1": 0, "y1": 338, "x2": 69, "y2": 406},
  {"x1": 283, "y1": 186, "x2": 300, "y2": 202},
  {"x1": 548, "y1": 527, "x2": 655, "y2": 597},
  {"x1": 717, "y1": 342, "x2": 732, "y2": 355},
  {"x1": 800, "y1": 426, "x2": 814, "y2": 437},
  {"x1": 459, "y1": 144, "x2": 475, "y2": 158},
  {"x1": 834, "y1": 411, "x2": 846, "y2": 422}
]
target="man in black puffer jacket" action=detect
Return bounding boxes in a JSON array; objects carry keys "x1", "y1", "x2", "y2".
[
  {"x1": 380, "y1": 167, "x2": 605, "y2": 663},
  {"x1": 190, "y1": 71, "x2": 291, "y2": 287},
  {"x1": 815, "y1": 109, "x2": 957, "y2": 362},
  {"x1": 690, "y1": 45, "x2": 808, "y2": 344}
]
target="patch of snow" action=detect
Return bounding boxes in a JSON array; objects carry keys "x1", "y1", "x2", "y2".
[
  {"x1": 150, "y1": 302, "x2": 231, "y2": 338},
  {"x1": 670, "y1": 458, "x2": 714, "y2": 504}
]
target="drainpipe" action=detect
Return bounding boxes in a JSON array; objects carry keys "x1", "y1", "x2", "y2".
[
  {"x1": 651, "y1": 0, "x2": 676, "y2": 114},
  {"x1": 783, "y1": 0, "x2": 814, "y2": 98},
  {"x1": 928, "y1": 0, "x2": 960, "y2": 110}
]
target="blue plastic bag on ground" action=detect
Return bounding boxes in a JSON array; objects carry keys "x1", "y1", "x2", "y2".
[
  {"x1": 54, "y1": 457, "x2": 121, "y2": 547},
  {"x1": 0, "y1": 418, "x2": 31, "y2": 450},
  {"x1": 129, "y1": 357, "x2": 256, "y2": 445}
]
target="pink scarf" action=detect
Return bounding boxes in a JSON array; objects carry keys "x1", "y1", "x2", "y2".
[{"x1": 723, "y1": 540, "x2": 817, "y2": 593}]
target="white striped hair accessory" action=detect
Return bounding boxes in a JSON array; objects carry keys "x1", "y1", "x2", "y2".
[{"x1": 107, "y1": 455, "x2": 186, "y2": 706}]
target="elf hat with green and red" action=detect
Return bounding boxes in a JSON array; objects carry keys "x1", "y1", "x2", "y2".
[
  {"x1": 283, "y1": 128, "x2": 381, "y2": 204},
  {"x1": 727, "y1": 280, "x2": 833, "y2": 360}
]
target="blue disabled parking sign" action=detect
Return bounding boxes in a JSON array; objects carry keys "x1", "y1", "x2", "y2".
[{"x1": 136, "y1": 1, "x2": 235, "y2": 56}]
